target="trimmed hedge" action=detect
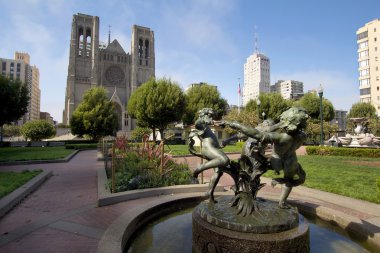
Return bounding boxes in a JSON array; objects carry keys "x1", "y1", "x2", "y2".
[
  {"x1": 377, "y1": 179, "x2": 380, "y2": 202},
  {"x1": 65, "y1": 143, "x2": 98, "y2": 150},
  {"x1": 306, "y1": 146, "x2": 380, "y2": 158}
]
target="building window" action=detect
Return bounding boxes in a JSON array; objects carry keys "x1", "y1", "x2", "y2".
[
  {"x1": 377, "y1": 66, "x2": 379, "y2": 71},
  {"x1": 360, "y1": 88, "x2": 371, "y2": 95},
  {"x1": 360, "y1": 69, "x2": 369, "y2": 76},
  {"x1": 357, "y1": 31, "x2": 368, "y2": 40},
  {"x1": 103, "y1": 54, "x2": 106, "y2": 60},
  {"x1": 375, "y1": 37, "x2": 377, "y2": 42},
  {"x1": 377, "y1": 86, "x2": 379, "y2": 91},
  {"x1": 358, "y1": 41, "x2": 368, "y2": 49},
  {"x1": 2, "y1": 61, "x2": 6, "y2": 75},
  {"x1": 377, "y1": 76, "x2": 379, "y2": 81},
  {"x1": 360, "y1": 78, "x2": 370, "y2": 86},
  {"x1": 359, "y1": 59, "x2": 369, "y2": 67}
]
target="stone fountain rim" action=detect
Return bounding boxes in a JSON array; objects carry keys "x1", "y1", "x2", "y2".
[{"x1": 96, "y1": 192, "x2": 380, "y2": 253}]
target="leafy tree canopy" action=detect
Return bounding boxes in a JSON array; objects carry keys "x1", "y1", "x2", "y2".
[
  {"x1": 21, "y1": 120, "x2": 56, "y2": 141},
  {"x1": 183, "y1": 83, "x2": 228, "y2": 125},
  {"x1": 131, "y1": 127, "x2": 152, "y2": 142},
  {"x1": 295, "y1": 92, "x2": 335, "y2": 121},
  {"x1": 245, "y1": 93, "x2": 292, "y2": 122},
  {"x1": 127, "y1": 77, "x2": 185, "y2": 141},
  {"x1": 70, "y1": 87, "x2": 118, "y2": 141},
  {"x1": 347, "y1": 102, "x2": 376, "y2": 119},
  {"x1": 0, "y1": 75, "x2": 29, "y2": 126}
]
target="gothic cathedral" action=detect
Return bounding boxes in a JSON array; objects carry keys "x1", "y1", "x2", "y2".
[{"x1": 63, "y1": 13, "x2": 155, "y2": 134}]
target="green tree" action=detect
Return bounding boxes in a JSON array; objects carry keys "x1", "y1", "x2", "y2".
[
  {"x1": 127, "y1": 77, "x2": 185, "y2": 142},
  {"x1": 347, "y1": 102, "x2": 376, "y2": 118},
  {"x1": 131, "y1": 127, "x2": 152, "y2": 142},
  {"x1": 70, "y1": 87, "x2": 118, "y2": 141},
  {"x1": 0, "y1": 76, "x2": 29, "y2": 142},
  {"x1": 223, "y1": 108, "x2": 259, "y2": 135},
  {"x1": 21, "y1": 120, "x2": 56, "y2": 141},
  {"x1": 245, "y1": 93, "x2": 291, "y2": 122},
  {"x1": 2, "y1": 124, "x2": 21, "y2": 137},
  {"x1": 183, "y1": 83, "x2": 228, "y2": 125},
  {"x1": 295, "y1": 92, "x2": 335, "y2": 121}
]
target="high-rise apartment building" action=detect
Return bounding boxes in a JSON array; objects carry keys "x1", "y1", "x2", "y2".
[
  {"x1": 243, "y1": 52, "x2": 270, "y2": 105},
  {"x1": 0, "y1": 52, "x2": 40, "y2": 124},
  {"x1": 357, "y1": 19, "x2": 380, "y2": 113},
  {"x1": 63, "y1": 13, "x2": 155, "y2": 133},
  {"x1": 271, "y1": 80, "x2": 304, "y2": 100}
]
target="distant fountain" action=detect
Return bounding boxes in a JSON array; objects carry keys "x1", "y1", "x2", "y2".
[{"x1": 338, "y1": 118, "x2": 380, "y2": 148}]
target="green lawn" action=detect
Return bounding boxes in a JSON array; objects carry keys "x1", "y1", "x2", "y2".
[
  {"x1": 164, "y1": 144, "x2": 241, "y2": 156},
  {"x1": 0, "y1": 170, "x2": 42, "y2": 198},
  {"x1": 0, "y1": 147, "x2": 75, "y2": 162},
  {"x1": 266, "y1": 155, "x2": 380, "y2": 204}
]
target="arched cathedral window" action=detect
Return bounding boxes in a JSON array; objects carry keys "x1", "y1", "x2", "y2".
[
  {"x1": 145, "y1": 39, "x2": 149, "y2": 66},
  {"x1": 138, "y1": 38, "x2": 143, "y2": 65},
  {"x1": 78, "y1": 27, "x2": 84, "y2": 56}
]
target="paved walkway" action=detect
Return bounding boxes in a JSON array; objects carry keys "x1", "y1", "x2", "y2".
[{"x1": 0, "y1": 148, "x2": 379, "y2": 252}]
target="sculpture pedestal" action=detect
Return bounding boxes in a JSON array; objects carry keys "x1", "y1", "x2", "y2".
[{"x1": 192, "y1": 196, "x2": 309, "y2": 253}]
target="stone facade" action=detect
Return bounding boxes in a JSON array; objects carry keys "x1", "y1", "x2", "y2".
[
  {"x1": 357, "y1": 19, "x2": 380, "y2": 114},
  {"x1": 63, "y1": 13, "x2": 155, "y2": 133},
  {"x1": 271, "y1": 80, "x2": 304, "y2": 100},
  {"x1": 0, "y1": 52, "x2": 40, "y2": 124}
]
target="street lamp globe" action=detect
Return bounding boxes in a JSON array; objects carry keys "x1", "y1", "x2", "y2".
[{"x1": 318, "y1": 84, "x2": 323, "y2": 98}]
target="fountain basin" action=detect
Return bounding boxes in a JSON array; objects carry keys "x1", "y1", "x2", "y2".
[{"x1": 97, "y1": 192, "x2": 378, "y2": 253}]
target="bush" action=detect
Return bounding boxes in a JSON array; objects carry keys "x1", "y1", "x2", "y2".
[
  {"x1": 108, "y1": 152, "x2": 192, "y2": 192},
  {"x1": 21, "y1": 120, "x2": 56, "y2": 141},
  {"x1": 65, "y1": 144, "x2": 98, "y2": 150},
  {"x1": 306, "y1": 146, "x2": 380, "y2": 158},
  {"x1": 377, "y1": 179, "x2": 380, "y2": 202}
]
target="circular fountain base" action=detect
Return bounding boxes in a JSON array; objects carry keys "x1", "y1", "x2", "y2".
[{"x1": 192, "y1": 196, "x2": 310, "y2": 253}]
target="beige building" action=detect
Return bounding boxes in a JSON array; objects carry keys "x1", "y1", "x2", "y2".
[
  {"x1": 0, "y1": 52, "x2": 41, "y2": 124},
  {"x1": 243, "y1": 52, "x2": 270, "y2": 105},
  {"x1": 357, "y1": 19, "x2": 380, "y2": 114},
  {"x1": 63, "y1": 13, "x2": 155, "y2": 134},
  {"x1": 271, "y1": 80, "x2": 304, "y2": 100},
  {"x1": 40, "y1": 112, "x2": 54, "y2": 125}
]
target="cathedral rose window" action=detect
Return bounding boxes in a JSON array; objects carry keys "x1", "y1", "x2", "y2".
[{"x1": 105, "y1": 65, "x2": 125, "y2": 86}]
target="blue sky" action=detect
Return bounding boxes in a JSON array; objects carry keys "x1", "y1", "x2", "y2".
[{"x1": 1, "y1": 0, "x2": 380, "y2": 122}]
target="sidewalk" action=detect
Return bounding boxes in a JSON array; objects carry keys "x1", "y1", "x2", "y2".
[{"x1": 0, "y1": 149, "x2": 379, "y2": 252}]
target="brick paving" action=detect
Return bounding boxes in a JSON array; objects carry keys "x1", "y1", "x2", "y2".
[{"x1": 0, "y1": 147, "x2": 379, "y2": 252}]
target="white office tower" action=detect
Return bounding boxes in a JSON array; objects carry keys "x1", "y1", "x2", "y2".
[{"x1": 243, "y1": 52, "x2": 270, "y2": 105}]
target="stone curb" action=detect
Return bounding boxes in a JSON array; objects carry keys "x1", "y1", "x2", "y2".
[
  {"x1": 0, "y1": 170, "x2": 52, "y2": 219},
  {"x1": 97, "y1": 166, "x2": 224, "y2": 207},
  {"x1": 0, "y1": 150, "x2": 80, "y2": 166},
  {"x1": 98, "y1": 193, "x2": 206, "y2": 253}
]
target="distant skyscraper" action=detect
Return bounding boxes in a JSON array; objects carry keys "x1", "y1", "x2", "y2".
[
  {"x1": 271, "y1": 80, "x2": 304, "y2": 100},
  {"x1": 243, "y1": 52, "x2": 270, "y2": 105},
  {"x1": 0, "y1": 52, "x2": 40, "y2": 124},
  {"x1": 357, "y1": 19, "x2": 380, "y2": 114}
]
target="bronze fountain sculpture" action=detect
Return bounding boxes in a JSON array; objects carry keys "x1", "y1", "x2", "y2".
[{"x1": 189, "y1": 107, "x2": 310, "y2": 253}]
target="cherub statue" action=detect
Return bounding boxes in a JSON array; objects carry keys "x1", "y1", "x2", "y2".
[
  {"x1": 223, "y1": 107, "x2": 309, "y2": 209},
  {"x1": 188, "y1": 108, "x2": 235, "y2": 203}
]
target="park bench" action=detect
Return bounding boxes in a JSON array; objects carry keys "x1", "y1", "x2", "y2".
[{"x1": 10, "y1": 141, "x2": 29, "y2": 147}]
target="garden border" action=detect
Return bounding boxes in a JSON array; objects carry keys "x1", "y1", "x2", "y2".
[
  {"x1": 0, "y1": 150, "x2": 80, "y2": 166},
  {"x1": 97, "y1": 166, "x2": 225, "y2": 207},
  {"x1": 0, "y1": 170, "x2": 52, "y2": 218}
]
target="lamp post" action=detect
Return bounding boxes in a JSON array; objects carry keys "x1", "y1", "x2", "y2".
[
  {"x1": 257, "y1": 98, "x2": 261, "y2": 123},
  {"x1": 318, "y1": 84, "x2": 324, "y2": 146}
]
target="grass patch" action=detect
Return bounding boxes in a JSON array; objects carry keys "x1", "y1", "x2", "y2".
[
  {"x1": 0, "y1": 170, "x2": 42, "y2": 198},
  {"x1": 0, "y1": 147, "x2": 74, "y2": 162},
  {"x1": 164, "y1": 144, "x2": 242, "y2": 156},
  {"x1": 265, "y1": 155, "x2": 380, "y2": 204}
]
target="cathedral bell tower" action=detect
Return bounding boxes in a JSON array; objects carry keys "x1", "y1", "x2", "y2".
[{"x1": 63, "y1": 13, "x2": 99, "y2": 125}]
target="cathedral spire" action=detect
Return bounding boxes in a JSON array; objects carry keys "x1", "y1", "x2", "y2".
[{"x1": 108, "y1": 25, "x2": 111, "y2": 45}]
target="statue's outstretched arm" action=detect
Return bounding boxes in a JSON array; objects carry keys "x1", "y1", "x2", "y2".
[{"x1": 224, "y1": 121, "x2": 263, "y2": 140}]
